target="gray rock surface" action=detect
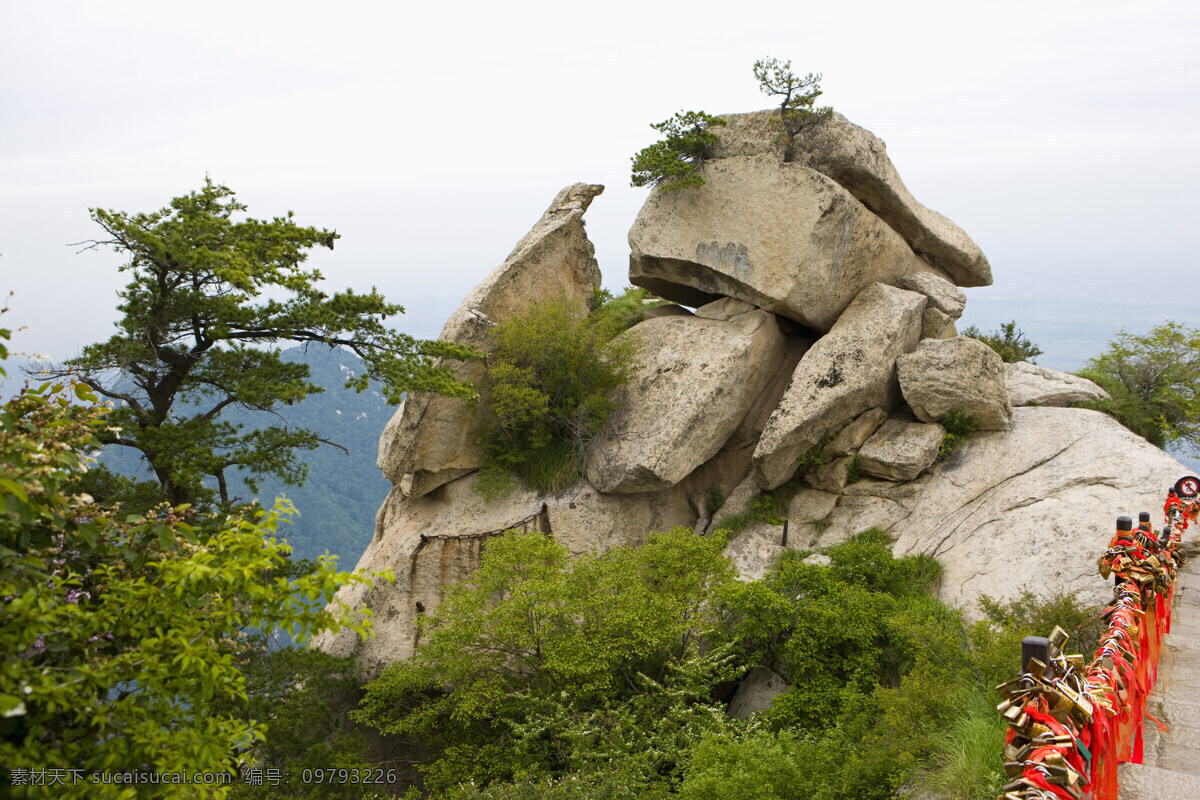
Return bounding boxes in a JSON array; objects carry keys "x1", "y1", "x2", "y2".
[
  {"x1": 804, "y1": 457, "x2": 852, "y2": 494},
  {"x1": 723, "y1": 523, "x2": 786, "y2": 582},
  {"x1": 921, "y1": 307, "x2": 956, "y2": 340},
  {"x1": 828, "y1": 407, "x2": 889, "y2": 457},
  {"x1": 642, "y1": 304, "x2": 694, "y2": 320},
  {"x1": 727, "y1": 667, "x2": 791, "y2": 719},
  {"x1": 694, "y1": 297, "x2": 757, "y2": 320},
  {"x1": 788, "y1": 487, "x2": 839, "y2": 523},
  {"x1": 378, "y1": 184, "x2": 604, "y2": 499},
  {"x1": 899, "y1": 272, "x2": 967, "y2": 318},
  {"x1": 856, "y1": 418, "x2": 944, "y2": 481},
  {"x1": 810, "y1": 407, "x2": 1194, "y2": 617},
  {"x1": 313, "y1": 473, "x2": 694, "y2": 669},
  {"x1": 711, "y1": 110, "x2": 992, "y2": 288},
  {"x1": 586, "y1": 310, "x2": 787, "y2": 493},
  {"x1": 1006, "y1": 361, "x2": 1109, "y2": 407},
  {"x1": 898, "y1": 336, "x2": 1013, "y2": 430},
  {"x1": 753, "y1": 283, "x2": 927, "y2": 489},
  {"x1": 628, "y1": 155, "x2": 933, "y2": 332}
]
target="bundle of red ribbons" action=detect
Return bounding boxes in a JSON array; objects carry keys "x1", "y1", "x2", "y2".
[{"x1": 995, "y1": 477, "x2": 1199, "y2": 800}]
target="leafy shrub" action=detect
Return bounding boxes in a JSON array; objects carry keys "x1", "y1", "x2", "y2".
[
  {"x1": 844, "y1": 454, "x2": 863, "y2": 484},
  {"x1": 630, "y1": 111, "x2": 727, "y2": 193},
  {"x1": 1075, "y1": 321, "x2": 1200, "y2": 453},
  {"x1": 713, "y1": 489, "x2": 789, "y2": 536},
  {"x1": 590, "y1": 285, "x2": 667, "y2": 331},
  {"x1": 961, "y1": 320, "x2": 1044, "y2": 363},
  {"x1": 939, "y1": 409, "x2": 979, "y2": 459},
  {"x1": 475, "y1": 299, "x2": 641, "y2": 497},
  {"x1": 354, "y1": 529, "x2": 738, "y2": 796}
]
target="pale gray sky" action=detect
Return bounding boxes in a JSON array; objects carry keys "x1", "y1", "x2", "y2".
[{"x1": 2, "y1": 0, "x2": 1197, "y2": 372}]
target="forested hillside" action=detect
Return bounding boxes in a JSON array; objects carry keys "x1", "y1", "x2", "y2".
[{"x1": 103, "y1": 345, "x2": 395, "y2": 564}]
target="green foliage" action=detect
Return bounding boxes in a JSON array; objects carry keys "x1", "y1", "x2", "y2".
[
  {"x1": 961, "y1": 320, "x2": 1044, "y2": 364},
  {"x1": 713, "y1": 489, "x2": 789, "y2": 536},
  {"x1": 1075, "y1": 321, "x2": 1200, "y2": 453},
  {"x1": 475, "y1": 300, "x2": 640, "y2": 497},
  {"x1": 48, "y1": 179, "x2": 479, "y2": 509},
  {"x1": 939, "y1": 409, "x2": 980, "y2": 459},
  {"x1": 703, "y1": 484, "x2": 725, "y2": 517},
  {"x1": 0, "y1": 334, "x2": 381, "y2": 798},
  {"x1": 630, "y1": 111, "x2": 727, "y2": 193},
  {"x1": 354, "y1": 528, "x2": 738, "y2": 796},
  {"x1": 223, "y1": 647, "x2": 384, "y2": 800},
  {"x1": 844, "y1": 453, "x2": 863, "y2": 484},
  {"x1": 589, "y1": 285, "x2": 666, "y2": 331},
  {"x1": 677, "y1": 727, "x2": 815, "y2": 800},
  {"x1": 912, "y1": 688, "x2": 1010, "y2": 800},
  {"x1": 753, "y1": 57, "x2": 832, "y2": 162},
  {"x1": 970, "y1": 589, "x2": 1105, "y2": 687}
]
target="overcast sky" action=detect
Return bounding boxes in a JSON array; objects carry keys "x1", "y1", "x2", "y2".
[{"x1": 2, "y1": 0, "x2": 1197, "y2": 375}]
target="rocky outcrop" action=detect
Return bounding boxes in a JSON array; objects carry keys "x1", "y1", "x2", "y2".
[
  {"x1": 314, "y1": 473, "x2": 695, "y2": 668},
  {"x1": 723, "y1": 524, "x2": 786, "y2": 582},
  {"x1": 897, "y1": 336, "x2": 1012, "y2": 429},
  {"x1": 1006, "y1": 361, "x2": 1109, "y2": 407},
  {"x1": 753, "y1": 283, "x2": 926, "y2": 489},
  {"x1": 810, "y1": 407, "x2": 1192, "y2": 615},
  {"x1": 727, "y1": 667, "x2": 791, "y2": 719},
  {"x1": 586, "y1": 310, "x2": 787, "y2": 494},
  {"x1": 377, "y1": 184, "x2": 604, "y2": 499},
  {"x1": 898, "y1": 272, "x2": 967, "y2": 319},
  {"x1": 856, "y1": 417, "x2": 944, "y2": 481},
  {"x1": 628, "y1": 155, "x2": 935, "y2": 332},
  {"x1": 712, "y1": 110, "x2": 992, "y2": 288}
]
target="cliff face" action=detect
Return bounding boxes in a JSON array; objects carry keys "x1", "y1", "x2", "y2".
[{"x1": 315, "y1": 110, "x2": 1189, "y2": 670}]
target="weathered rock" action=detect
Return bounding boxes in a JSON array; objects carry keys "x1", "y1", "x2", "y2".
[
  {"x1": 313, "y1": 473, "x2": 694, "y2": 669},
  {"x1": 711, "y1": 110, "x2": 992, "y2": 288},
  {"x1": 810, "y1": 407, "x2": 1194, "y2": 617},
  {"x1": 1006, "y1": 361, "x2": 1109, "y2": 407},
  {"x1": 694, "y1": 297, "x2": 757, "y2": 320},
  {"x1": 922, "y1": 307, "x2": 956, "y2": 340},
  {"x1": 899, "y1": 272, "x2": 967, "y2": 318},
  {"x1": 723, "y1": 523, "x2": 786, "y2": 582},
  {"x1": 628, "y1": 155, "x2": 934, "y2": 332},
  {"x1": 788, "y1": 487, "x2": 838, "y2": 523},
  {"x1": 643, "y1": 304, "x2": 693, "y2": 320},
  {"x1": 727, "y1": 667, "x2": 791, "y2": 719},
  {"x1": 897, "y1": 336, "x2": 1012, "y2": 430},
  {"x1": 804, "y1": 457, "x2": 852, "y2": 494},
  {"x1": 856, "y1": 418, "x2": 944, "y2": 481},
  {"x1": 802, "y1": 553, "x2": 832, "y2": 567},
  {"x1": 378, "y1": 184, "x2": 605, "y2": 499},
  {"x1": 828, "y1": 407, "x2": 889, "y2": 457},
  {"x1": 753, "y1": 283, "x2": 927, "y2": 489},
  {"x1": 722, "y1": 334, "x2": 812, "y2": 452},
  {"x1": 586, "y1": 311, "x2": 787, "y2": 493}
]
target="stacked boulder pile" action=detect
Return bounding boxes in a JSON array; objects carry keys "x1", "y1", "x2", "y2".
[{"x1": 317, "y1": 110, "x2": 1189, "y2": 670}]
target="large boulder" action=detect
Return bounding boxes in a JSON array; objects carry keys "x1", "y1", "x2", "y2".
[
  {"x1": 856, "y1": 417, "x2": 944, "y2": 481},
  {"x1": 753, "y1": 283, "x2": 927, "y2": 489},
  {"x1": 727, "y1": 667, "x2": 791, "y2": 719},
  {"x1": 1006, "y1": 361, "x2": 1109, "y2": 407},
  {"x1": 811, "y1": 407, "x2": 1193, "y2": 617},
  {"x1": 898, "y1": 272, "x2": 967, "y2": 319},
  {"x1": 314, "y1": 473, "x2": 694, "y2": 669},
  {"x1": 723, "y1": 523, "x2": 786, "y2": 582},
  {"x1": 377, "y1": 184, "x2": 605, "y2": 499},
  {"x1": 628, "y1": 155, "x2": 934, "y2": 332},
  {"x1": 897, "y1": 336, "x2": 1012, "y2": 430},
  {"x1": 586, "y1": 310, "x2": 787, "y2": 494},
  {"x1": 712, "y1": 110, "x2": 992, "y2": 288}
]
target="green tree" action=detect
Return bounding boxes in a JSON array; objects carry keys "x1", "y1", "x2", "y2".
[
  {"x1": 752, "y1": 57, "x2": 832, "y2": 162},
  {"x1": 961, "y1": 320, "x2": 1044, "y2": 363},
  {"x1": 42, "y1": 179, "x2": 478, "y2": 509},
  {"x1": 353, "y1": 528, "x2": 738, "y2": 796},
  {"x1": 474, "y1": 297, "x2": 641, "y2": 497},
  {"x1": 630, "y1": 111, "x2": 727, "y2": 193},
  {"x1": 1076, "y1": 321, "x2": 1200, "y2": 452},
  {"x1": 0, "y1": 323, "x2": 382, "y2": 798}
]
